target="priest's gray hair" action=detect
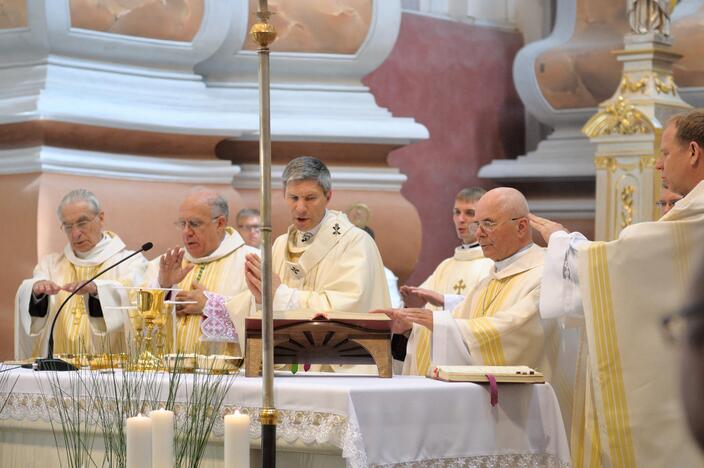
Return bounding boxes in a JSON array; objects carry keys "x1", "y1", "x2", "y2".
[
  {"x1": 56, "y1": 189, "x2": 101, "y2": 219},
  {"x1": 236, "y1": 208, "x2": 260, "y2": 223},
  {"x1": 282, "y1": 156, "x2": 332, "y2": 195},
  {"x1": 189, "y1": 186, "x2": 229, "y2": 222},
  {"x1": 456, "y1": 187, "x2": 486, "y2": 203}
]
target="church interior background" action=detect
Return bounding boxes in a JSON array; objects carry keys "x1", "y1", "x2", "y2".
[{"x1": 0, "y1": 0, "x2": 702, "y2": 362}]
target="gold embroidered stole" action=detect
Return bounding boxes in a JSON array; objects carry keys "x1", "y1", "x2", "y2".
[
  {"x1": 465, "y1": 275, "x2": 520, "y2": 365},
  {"x1": 582, "y1": 243, "x2": 636, "y2": 467},
  {"x1": 173, "y1": 253, "x2": 231, "y2": 353},
  {"x1": 33, "y1": 263, "x2": 101, "y2": 356},
  {"x1": 414, "y1": 327, "x2": 432, "y2": 376}
]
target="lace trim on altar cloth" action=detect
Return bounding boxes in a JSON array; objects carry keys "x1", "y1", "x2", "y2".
[
  {"x1": 0, "y1": 394, "x2": 569, "y2": 468},
  {"x1": 371, "y1": 454, "x2": 570, "y2": 468}
]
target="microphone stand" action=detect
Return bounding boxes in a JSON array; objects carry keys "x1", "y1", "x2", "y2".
[{"x1": 34, "y1": 242, "x2": 153, "y2": 371}]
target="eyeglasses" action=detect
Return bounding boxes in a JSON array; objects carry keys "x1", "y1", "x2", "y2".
[
  {"x1": 60, "y1": 216, "x2": 97, "y2": 234},
  {"x1": 661, "y1": 301, "x2": 704, "y2": 346},
  {"x1": 238, "y1": 224, "x2": 261, "y2": 232},
  {"x1": 655, "y1": 200, "x2": 678, "y2": 209},
  {"x1": 174, "y1": 217, "x2": 220, "y2": 231},
  {"x1": 469, "y1": 217, "x2": 524, "y2": 233}
]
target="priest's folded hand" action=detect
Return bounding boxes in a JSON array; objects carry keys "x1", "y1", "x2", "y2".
[
  {"x1": 32, "y1": 280, "x2": 62, "y2": 297},
  {"x1": 174, "y1": 280, "x2": 207, "y2": 316},
  {"x1": 402, "y1": 308, "x2": 434, "y2": 331},
  {"x1": 62, "y1": 280, "x2": 97, "y2": 296},
  {"x1": 371, "y1": 308, "x2": 413, "y2": 334},
  {"x1": 244, "y1": 253, "x2": 281, "y2": 304},
  {"x1": 400, "y1": 286, "x2": 443, "y2": 307}
]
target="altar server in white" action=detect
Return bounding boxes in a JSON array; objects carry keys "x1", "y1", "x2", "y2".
[{"x1": 15, "y1": 189, "x2": 147, "y2": 358}]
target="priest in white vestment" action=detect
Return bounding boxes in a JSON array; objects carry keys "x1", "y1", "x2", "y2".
[
  {"x1": 533, "y1": 110, "x2": 704, "y2": 467},
  {"x1": 146, "y1": 188, "x2": 258, "y2": 354},
  {"x1": 394, "y1": 187, "x2": 493, "y2": 374},
  {"x1": 245, "y1": 156, "x2": 390, "y2": 314},
  {"x1": 245, "y1": 157, "x2": 390, "y2": 372},
  {"x1": 15, "y1": 189, "x2": 147, "y2": 359},
  {"x1": 379, "y1": 188, "x2": 566, "y2": 389}
]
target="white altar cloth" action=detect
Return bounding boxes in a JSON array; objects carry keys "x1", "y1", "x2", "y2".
[{"x1": 0, "y1": 369, "x2": 570, "y2": 467}]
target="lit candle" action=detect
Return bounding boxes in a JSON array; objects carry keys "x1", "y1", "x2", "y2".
[
  {"x1": 149, "y1": 408, "x2": 174, "y2": 468},
  {"x1": 126, "y1": 413, "x2": 152, "y2": 468},
  {"x1": 224, "y1": 410, "x2": 250, "y2": 468}
]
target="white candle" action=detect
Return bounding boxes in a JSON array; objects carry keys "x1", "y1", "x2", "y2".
[
  {"x1": 149, "y1": 408, "x2": 174, "y2": 468},
  {"x1": 224, "y1": 410, "x2": 250, "y2": 468},
  {"x1": 126, "y1": 413, "x2": 152, "y2": 468}
]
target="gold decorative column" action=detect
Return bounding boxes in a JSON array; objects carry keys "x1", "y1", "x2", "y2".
[{"x1": 583, "y1": 0, "x2": 690, "y2": 241}]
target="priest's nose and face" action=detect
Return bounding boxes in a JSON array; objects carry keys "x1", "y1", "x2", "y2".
[
  {"x1": 59, "y1": 200, "x2": 105, "y2": 254},
  {"x1": 284, "y1": 179, "x2": 331, "y2": 232},
  {"x1": 474, "y1": 189, "x2": 530, "y2": 262},
  {"x1": 177, "y1": 195, "x2": 226, "y2": 258},
  {"x1": 453, "y1": 198, "x2": 479, "y2": 244},
  {"x1": 657, "y1": 123, "x2": 691, "y2": 196}
]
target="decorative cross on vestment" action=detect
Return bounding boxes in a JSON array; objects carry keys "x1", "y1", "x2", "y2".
[
  {"x1": 290, "y1": 265, "x2": 300, "y2": 275},
  {"x1": 453, "y1": 279, "x2": 466, "y2": 294},
  {"x1": 332, "y1": 223, "x2": 341, "y2": 235}
]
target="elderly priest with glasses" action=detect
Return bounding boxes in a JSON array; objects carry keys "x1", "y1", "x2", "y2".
[
  {"x1": 377, "y1": 187, "x2": 571, "y2": 417},
  {"x1": 145, "y1": 188, "x2": 259, "y2": 354},
  {"x1": 15, "y1": 189, "x2": 148, "y2": 359}
]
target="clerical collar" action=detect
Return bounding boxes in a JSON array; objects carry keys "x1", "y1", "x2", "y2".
[
  {"x1": 494, "y1": 243, "x2": 533, "y2": 272},
  {"x1": 74, "y1": 233, "x2": 110, "y2": 259},
  {"x1": 296, "y1": 210, "x2": 328, "y2": 245},
  {"x1": 458, "y1": 242, "x2": 480, "y2": 250}
]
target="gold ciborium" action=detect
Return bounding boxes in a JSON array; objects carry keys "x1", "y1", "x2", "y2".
[{"x1": 129, "y1": 288, "x2": 168, "y2": 371}]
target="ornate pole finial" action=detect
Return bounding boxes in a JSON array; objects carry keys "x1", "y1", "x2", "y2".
[{"x1": 250, "y1": 9, "x2": 277, "y2": 49}]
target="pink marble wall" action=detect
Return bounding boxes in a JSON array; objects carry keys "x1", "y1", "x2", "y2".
[
  {"x1": 0, "y1": 0, "x2": 27, "y2": 28},
  {"x1": 244, "y1": 0, "x2": 372, "y2": 54},
  {"x1": 69, "y1": 0, "x2": 204, "y2": 42},
  {"x1": 363, "y1": 12, "x2": 525, "y2": 286}
]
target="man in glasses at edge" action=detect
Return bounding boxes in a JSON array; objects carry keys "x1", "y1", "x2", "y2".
[
  {"x1": 15, "y1": 189, "x2": 148, "y2": 359},
  {"x1": 531, "y1": 109, "x2": 704, "y2": 467}
]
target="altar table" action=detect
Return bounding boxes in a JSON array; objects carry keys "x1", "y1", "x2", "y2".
[{"x1": 0, "y1": 368, "x2": 570, "y2": 467}]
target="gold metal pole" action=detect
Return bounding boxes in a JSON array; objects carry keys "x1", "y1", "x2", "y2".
[{"x1": 249, "y1": 2, "x2": 277, "y2": 467}]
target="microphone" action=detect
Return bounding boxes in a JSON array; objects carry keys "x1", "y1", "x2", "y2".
[{"x1": 35, "y1": 242, "x2": 154, "y2": 371}]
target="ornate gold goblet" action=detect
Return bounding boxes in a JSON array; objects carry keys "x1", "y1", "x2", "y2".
[{"x1": 130, "y1": 289, "x2": 168, "y2": 371}]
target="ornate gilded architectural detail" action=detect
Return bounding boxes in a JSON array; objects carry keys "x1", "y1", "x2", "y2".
[
  {"x1": 620, "y1": 185, "x2": 636, "y2": 228},
  {"x1": 595, "y1": 156, "x2": 617, "y2": 171},
  {"x1": 620, "y1": 76, "x2": 648, "y2": 94},
  {"x1": 628, "y1": 0, "x2": 671, "y2": 36},
  {"x1": 583, "y1": 96, "x2": 655, "y2": 137},
  {"x1": 595, "y1": 155, "x2": 656, "y2": 174},
  {"x1": 654, "y1": 74, "x2": 676, "y2": 95},
  {"x1": 639, "y1": 155, "x2": 658, "y2": 171}
]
